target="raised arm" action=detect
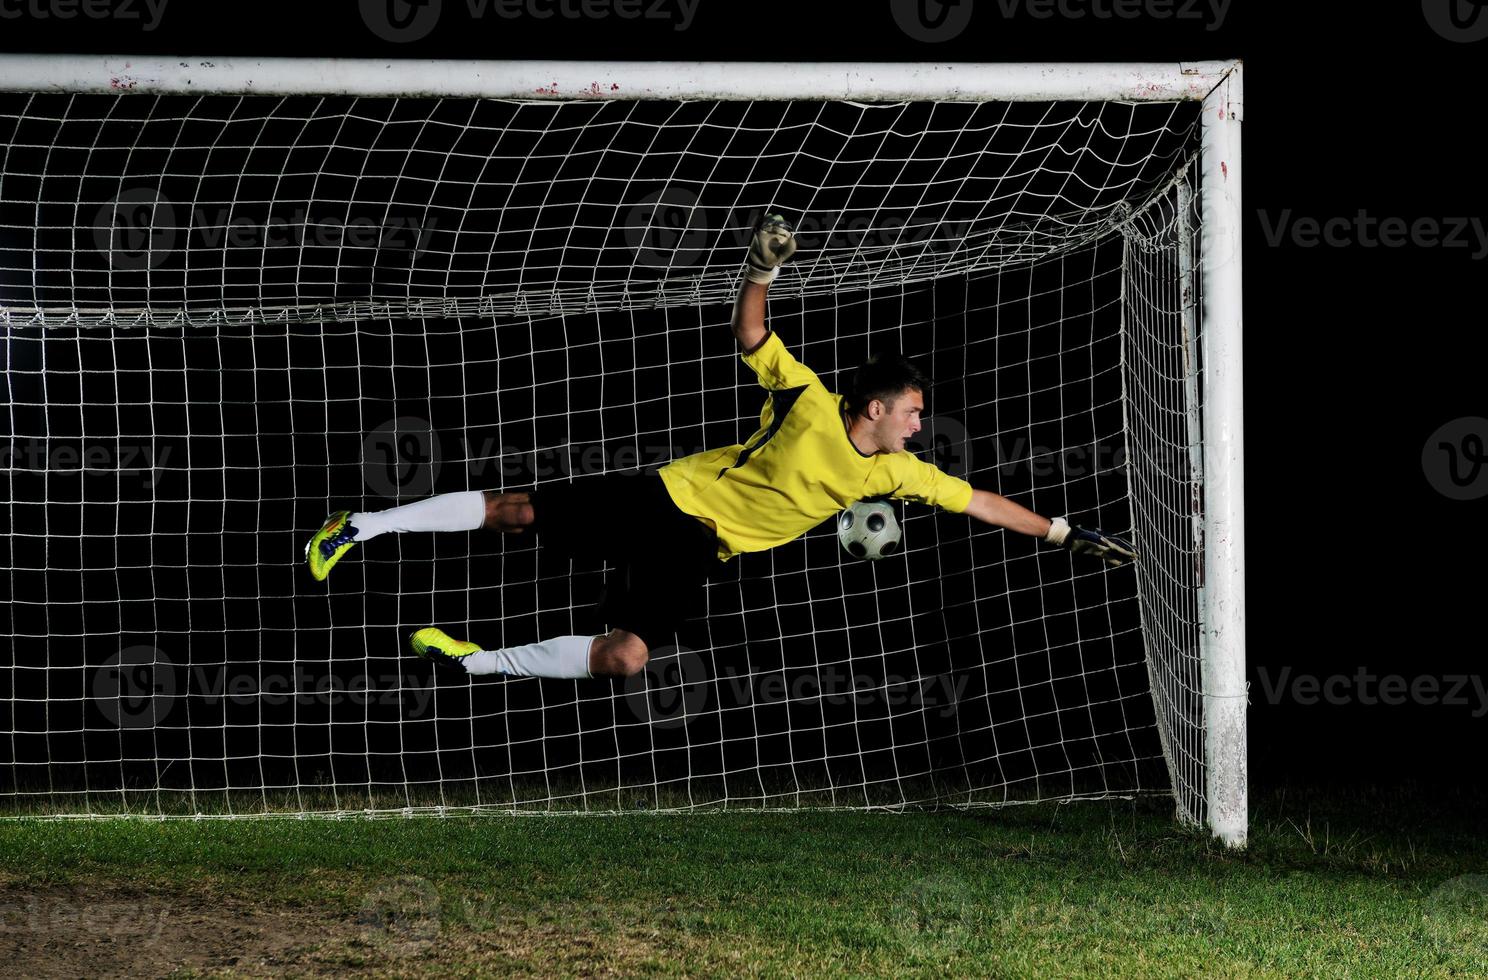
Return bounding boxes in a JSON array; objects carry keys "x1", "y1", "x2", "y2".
[
  {"x1": 732, "y1": 279, "x2": 770, "y2": 354},
  {"x1": 733, "y1": 214, "x2": 797, "y2": 354},
  {"x1": 964, "y1": 488, "x2": 1138, "y2": 567}
]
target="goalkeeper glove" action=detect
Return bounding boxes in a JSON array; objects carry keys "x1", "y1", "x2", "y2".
[
  {"x1": 744, "y1": 213, "x2": 797, "y2": 284},
  {"x1": 1044, "y1": 517, "x2": 1138, "y2": 567}
]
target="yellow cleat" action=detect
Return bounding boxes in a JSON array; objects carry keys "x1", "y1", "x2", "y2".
[
  {"x1": 305, "y1": 510, "x2": 360, "y2": 582},
  {"x1": 409, "y1": 627, "x2": 482, "y2": 664}
]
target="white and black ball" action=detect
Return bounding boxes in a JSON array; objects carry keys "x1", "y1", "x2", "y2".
[{"x1": 838, "y1": 500, "x2": 902, "y2": 560}]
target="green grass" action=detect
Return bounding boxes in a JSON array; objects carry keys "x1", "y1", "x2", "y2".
[{"x1": 0, "y1": 784, "x2": 1484, "y2": 977}]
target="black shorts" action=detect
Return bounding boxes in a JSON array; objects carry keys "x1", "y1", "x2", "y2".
[{"x1": 524, "y1": 472, "x2": 720, "y2": 652}]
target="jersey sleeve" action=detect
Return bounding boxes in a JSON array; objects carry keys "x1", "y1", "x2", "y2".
[
  {"x1": 740, "y1": 330, "x2": 822, "y2": 391},
  {"x1": 889, "y1": 453, "x2": 975, "y2": 514}
]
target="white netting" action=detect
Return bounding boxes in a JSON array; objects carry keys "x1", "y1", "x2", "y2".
[{"x1": 0, "y1": 91, "x2": 1214, "y2": 821}]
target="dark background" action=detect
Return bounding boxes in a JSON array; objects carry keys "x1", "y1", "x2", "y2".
[{"x1": 0, "y1": 1, "x2": 1479, "y2": 796}]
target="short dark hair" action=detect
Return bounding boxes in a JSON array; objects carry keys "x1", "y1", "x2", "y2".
[{"x1": 845, "y1": 353, "x2": 931, "y2": 419}]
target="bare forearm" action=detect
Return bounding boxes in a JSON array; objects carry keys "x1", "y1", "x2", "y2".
[
  {"x1": 732, "y1": 278, "x2": 769, "y2": 352},
  {"x1": 964, "y1": 489, "x2": 1052, "y2": 538}
]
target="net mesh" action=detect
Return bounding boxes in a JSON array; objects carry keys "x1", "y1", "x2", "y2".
[{"x1": 0, "y1": 92, "x2": 1209, "y2": 821}]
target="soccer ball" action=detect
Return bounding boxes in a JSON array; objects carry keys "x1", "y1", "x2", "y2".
[{"x1": 838, "y1": 500, "x2": 902, "y2": 560}]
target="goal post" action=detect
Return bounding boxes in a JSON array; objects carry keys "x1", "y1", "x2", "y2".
[{"x1": 0, "y1": 57, "x2": 1246, "y2": 847}]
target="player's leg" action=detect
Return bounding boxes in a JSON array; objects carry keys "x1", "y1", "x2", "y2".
[
  {"x1": 305, "y1": 489, "x2": 532, "y2": 581},
  {"x1": 408, "y1": 522, "x2": 707, "y2": 682},
  {"x1": 408, "y1": 626, "x2": 646, "y2": 678},
  {"x1": 586, "y1": 507, "x2": 714, "y2": 678},
  {"x1": 411, "y1": 626, "x2": 601, "y2": 678},
  {"x1": 404, "y1": 474, "x2": 700, "y2": 679}
]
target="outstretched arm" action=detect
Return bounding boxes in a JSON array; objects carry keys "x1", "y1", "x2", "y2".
[
  {"x1": 964, "y1": 489, "x2": 1050, "y2": 537},
  {"x1": 964, "y1": 489, "x2": 1137, "y2": 567}
]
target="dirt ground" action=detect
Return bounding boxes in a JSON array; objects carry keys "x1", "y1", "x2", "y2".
[{"x1": 0, "y1": 878, "x2": 687, "y2": 977}]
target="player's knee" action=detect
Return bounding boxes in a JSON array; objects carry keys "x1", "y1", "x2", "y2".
[
  {"x1": 483, "y1": 491, "x2": 533, "y2": 532},
  {"x1": 591, "y1": 632, "x2": 648, "y2": 678},
  {"x1": 507, "y1": 499, "x2": 534, "y2": 530}
]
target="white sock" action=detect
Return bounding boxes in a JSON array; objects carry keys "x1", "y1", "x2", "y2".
[
  {"x1": 461, "y1": 635, "x2": 595, "y2": 679},
  {"x1": 350, "y1": 490, "x2": 486, "y2": 543}
]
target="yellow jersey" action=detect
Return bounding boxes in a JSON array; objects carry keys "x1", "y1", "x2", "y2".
[{"x1": 658, "y1": 330, "x2": 975, "y2": 562}]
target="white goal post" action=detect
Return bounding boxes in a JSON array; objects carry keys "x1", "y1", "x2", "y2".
[{"x1": 0, "y1": 57, "x2": 1245, "y2": 846}]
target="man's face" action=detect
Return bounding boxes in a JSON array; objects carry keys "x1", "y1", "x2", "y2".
[{"x1": 874, "y1": 388, "x2": 923, "y2": 453}]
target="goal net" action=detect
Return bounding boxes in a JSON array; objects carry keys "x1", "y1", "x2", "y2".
[{"x1": 0, "y1": 59, "x2": 1246, "y2": 844}]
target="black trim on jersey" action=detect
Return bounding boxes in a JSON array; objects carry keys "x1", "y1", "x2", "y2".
[
  {"x1": 717, "y1": 384, "x2": 808, "y2": 480},
  {"x1": 839, "y1": 398, "x2": 875, "y2": 459},
  {"x1": 741, "y1": 329, "x2": 773, "y2": 357}
]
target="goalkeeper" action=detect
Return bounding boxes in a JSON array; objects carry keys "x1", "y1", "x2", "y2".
[{"x1": 305, "y1": 215, "x2": 1136, "y2": 680}]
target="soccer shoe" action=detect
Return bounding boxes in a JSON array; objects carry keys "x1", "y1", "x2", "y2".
[
  {"x1": 410, "y1": 627, "x2": 482, "y2": 665},
  {"x1": 305, "y1": 510, "x2": 360, "y2": 582}
]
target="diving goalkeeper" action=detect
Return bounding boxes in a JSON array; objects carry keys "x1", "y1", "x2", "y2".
[{"x1": 304, "y1": 216, "x2": 1137, "y2": 680}]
